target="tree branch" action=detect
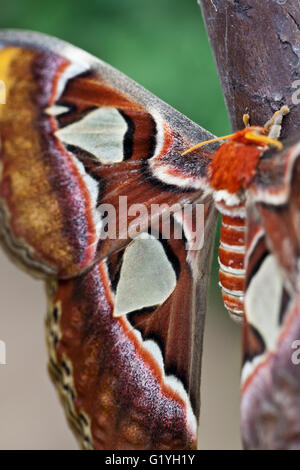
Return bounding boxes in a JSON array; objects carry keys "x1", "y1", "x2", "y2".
[{"x1": 199, "y1": 0, "x2": 300, "y2": 138}]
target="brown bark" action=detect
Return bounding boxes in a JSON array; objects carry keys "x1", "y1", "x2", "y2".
[{"x1": 199, "y1": 0, "x2": 300, "y2": 139}]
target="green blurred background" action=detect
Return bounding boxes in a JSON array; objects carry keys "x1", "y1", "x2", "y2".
[
  {"x1": 0, "y1": 0, "x2": 241, "y2": 450},
  {"x1": 1, "y1": 0, "x2": 231, "y2": 135}
]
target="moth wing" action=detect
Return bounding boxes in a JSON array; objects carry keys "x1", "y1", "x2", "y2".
[
  {"x1": 0, "y1": 30, "x2": 216, "y2": 278},
  {"x1": 46, "y1": 200, "x2": 217, "y2": 450},
  {"x1": 0, "y1": 30, "x2": 218, "y2": 450},
  {"x1": 242, "y1": 137, "x2": 300, "y2": 449}
]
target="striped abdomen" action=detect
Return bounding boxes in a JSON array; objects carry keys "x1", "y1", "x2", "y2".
[{"x1": 216, "y1": 203, "x2": 246, "y2": 322}]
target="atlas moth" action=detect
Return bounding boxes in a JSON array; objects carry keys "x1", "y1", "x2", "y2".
[{"x1": 0, "y1": 29, "x2": 299, "y2": 450}]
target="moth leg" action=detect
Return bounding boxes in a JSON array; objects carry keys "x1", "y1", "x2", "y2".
[
  {"x1": 264, "y1": 105, "x2": 290, "y2": 139},
  {"x1": 243, "y1": 113, "x2": 250, "y2": 127}
]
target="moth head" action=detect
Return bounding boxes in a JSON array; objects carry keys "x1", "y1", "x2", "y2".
[
  {"x1": 202, "y1": 124, "x2": 285, "y2": 194},
  {"x1": 181, "y1": 106, "x2": 289, "y2": 194},
  {"x1": 238, "y1": 126, "x2": 283, "y2": 150},
  {"x1": 182, "y1": 105, "x2": 289, "y2": 159},
  {"x1": 206, "y1": 128, "x2": 269, "y2": 194}
]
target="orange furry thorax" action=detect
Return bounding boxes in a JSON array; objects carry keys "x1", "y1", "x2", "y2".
[{"x1": 208, "y1": 127, "x2": 266, "y2": 194}]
